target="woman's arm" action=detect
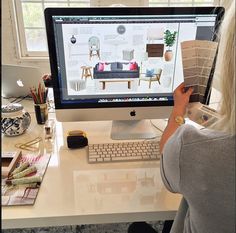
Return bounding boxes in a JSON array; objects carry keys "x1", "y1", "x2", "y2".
[{"x1": 160, "y1": 83, "x2": 193, "y2": 153}]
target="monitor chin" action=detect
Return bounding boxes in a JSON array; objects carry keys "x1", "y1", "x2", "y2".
[
  {"x1": 55, "y1": 106, "x2": 172, "y2": 122},
  {"x1": 111, "y1": 120, "x2": 158, "y2": 140}
]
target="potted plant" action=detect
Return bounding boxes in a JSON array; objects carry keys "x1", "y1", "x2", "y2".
[{"x1": 164, "y1": 30, "x2": 177, "y2": 61}]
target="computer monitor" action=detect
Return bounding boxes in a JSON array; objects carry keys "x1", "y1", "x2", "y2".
[{"x1": 45, "y1": 7, "x2": 224, "y2": 139}]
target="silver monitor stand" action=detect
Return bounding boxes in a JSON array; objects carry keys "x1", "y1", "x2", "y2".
[{"x1": 111, "y1": 120, "x2": 158, "y2": 140}]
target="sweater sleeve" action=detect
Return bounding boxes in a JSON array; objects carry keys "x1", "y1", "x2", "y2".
[{"x1": 160, "y1": 124, "x2": 189, "y2": 193}]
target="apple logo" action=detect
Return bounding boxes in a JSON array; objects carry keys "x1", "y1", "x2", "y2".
[
  {"x1": 130, "y1": 110, "x2": 136, "y2": 117},
  {"x1": 16, "y1": 79, "x2": 24, "y2": 87}
]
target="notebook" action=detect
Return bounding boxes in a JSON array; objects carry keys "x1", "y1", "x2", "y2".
[{"x1": 2, "y1": 64, "x2": 43, "y2": 98}]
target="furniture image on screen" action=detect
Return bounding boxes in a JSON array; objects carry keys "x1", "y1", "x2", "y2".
[
  {"x1": 88, "y1": 36, "x2": 100, "y2": 60},
  {"x1": 99, "y1": 79, "x2": 133, "y2": 90},
  {"x1": 93, "y1": 62, "x2": 140, "y2": 79},
  {"x1": 147, "y1": 27, "x2": 164, "y2": 43},
  {"x1": 139, "y1": 68, "x2": 162, "y2": 88},
  {"x1": 122, "y1": 49, "x2": 134, "y2": 61},
  {"x1": 69, "y1": 80, "x2": 86, "y2": 91},
  {"x1": 146, "y1": 44, "x2": 164, "y2": 57},
  {"x1": 81, "y1": 66, "x2": 93, "y2": 80}
]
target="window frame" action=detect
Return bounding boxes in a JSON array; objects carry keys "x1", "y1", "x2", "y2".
[
  {"x1": 13, "y1": 0, "x2": 92, "y2": 59},
  {"x1": 14, "y1": 0, "x2": 48, "y2": 58}
]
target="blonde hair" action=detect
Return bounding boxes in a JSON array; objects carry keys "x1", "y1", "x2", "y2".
[{"x1": 213, "y1": 1, "x2": 235, "y2": 135}]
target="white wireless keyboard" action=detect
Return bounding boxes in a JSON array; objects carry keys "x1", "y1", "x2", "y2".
[{"x1": 88, "y1": 140, "x2": 161, "y2": 164}]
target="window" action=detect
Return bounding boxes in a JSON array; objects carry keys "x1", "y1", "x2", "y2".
[
  {"x1": 14, "y1": 0, "x2": 216, "y2": 58},
  {"x1": 14, "y1": 0, "x2": 90, "y2": 57}
]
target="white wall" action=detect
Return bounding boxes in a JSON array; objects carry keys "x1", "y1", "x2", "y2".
[
  {"x1": 2, "y1": 1, "x2": 18, "y2": 65},
  {"x1": 1, "y1": 1, "x2": 51, "y2": 75}
]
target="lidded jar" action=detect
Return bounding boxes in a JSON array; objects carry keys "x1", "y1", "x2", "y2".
[{"x1": 1, "y1": 103, "x2": 31, "y2": 136}]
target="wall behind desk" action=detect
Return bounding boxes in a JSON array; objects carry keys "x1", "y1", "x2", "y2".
[{"x1": 1, "y1": 1, "x2": 50, "y2": 75}]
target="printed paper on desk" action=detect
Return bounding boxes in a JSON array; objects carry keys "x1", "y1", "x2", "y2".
[
  {"x1": 1, "y1": 152, "x2": 51, "y2": 206},
  {"x1": 181, "y1": 40, "x2": 218, "y2": 103}
]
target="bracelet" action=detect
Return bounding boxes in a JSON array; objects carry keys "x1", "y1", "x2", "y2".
[{"x1": 175, "y1": 116, "x2": 185, "y2": 126}]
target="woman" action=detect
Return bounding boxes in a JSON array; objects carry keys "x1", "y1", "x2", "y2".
[{"x1": 129, "y1": 1, "x2": 235, "y2": 233}]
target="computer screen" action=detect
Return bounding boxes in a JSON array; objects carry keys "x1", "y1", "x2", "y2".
[{"x1": 45, "y1": 7, "x2": 223, "y2": 139}]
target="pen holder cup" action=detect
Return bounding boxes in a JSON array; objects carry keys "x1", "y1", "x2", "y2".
[{"x1": 34, "y1": 103, "x2": 48, "y2": 124}]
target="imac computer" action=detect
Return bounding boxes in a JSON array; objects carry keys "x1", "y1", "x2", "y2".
[{"x1": 45, "y1": 7, "x2": 223, "y2": 139}]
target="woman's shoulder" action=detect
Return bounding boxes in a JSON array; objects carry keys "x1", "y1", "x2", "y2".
[{"x1": 174, "y1": 124, "x2": 235, "y2": 146}]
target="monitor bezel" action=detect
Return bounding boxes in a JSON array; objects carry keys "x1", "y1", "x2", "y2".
[{"x1": 45, "y1": 6, "x2": 224, "y2": 110}]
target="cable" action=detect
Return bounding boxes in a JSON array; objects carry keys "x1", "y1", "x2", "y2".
[
  {"x1": 150, "y1": 120, "x2": 164, "y2": 133},
  {"x1": 15, "y1": 95, "x2": 32, "y2": 103},
  {"x1": 2, "y1": 95, "x2": 32, "y2": 103}
]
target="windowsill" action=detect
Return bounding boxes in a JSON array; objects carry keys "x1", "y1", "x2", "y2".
[{"x1": 17, "y1": 56, "x2": 50, "y2": 63}]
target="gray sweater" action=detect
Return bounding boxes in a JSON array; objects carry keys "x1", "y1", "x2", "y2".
[{"x1": 160, "y1": 124, "x2": 235, "y2": 233}]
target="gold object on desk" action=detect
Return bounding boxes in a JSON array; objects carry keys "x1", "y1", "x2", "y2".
[{"x1": 15, "y1": 137, "x2": 42, "y2": 151}]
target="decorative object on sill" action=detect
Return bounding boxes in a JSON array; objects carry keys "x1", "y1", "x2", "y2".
[
  {"x1": 164, "y1": 30, "x2": 177, "y2": 61},
  {"x1": 1, "y1": 103, "x2": 31, "y2": 136},
  {"x1": 70, "y1": 35, "x2": 76, "y2": 44}
]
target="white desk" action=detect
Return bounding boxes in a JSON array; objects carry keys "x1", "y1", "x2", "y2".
[{"x1": 2, "y1": 99, "x2": 182, "y2": 229}]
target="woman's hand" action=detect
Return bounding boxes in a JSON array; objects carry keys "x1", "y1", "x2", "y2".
[
  {"x1": 172, "y1": 82, "x2": 193, "y2": 116},
  {"x1": 42, "y1": 74, "x2": 52, "y2": 87},
  {"x1": 160, "y1": 83, "x2": 193, "y2": 153},
  {"x1": 42, "y1": 74, "x2": 51, "y2": 81}
]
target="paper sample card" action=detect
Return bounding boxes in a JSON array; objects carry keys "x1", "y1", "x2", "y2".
[{"x1": 181, "y1": 40, "x2": 218, "y2": 103}]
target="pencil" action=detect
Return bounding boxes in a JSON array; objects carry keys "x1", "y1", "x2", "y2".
[
  {"x1": 30, "y1": 88, "x2": 38, "y2": 104},
  {"x1": 38, "y1": 83, "x2": 43, "y2": 104},
  {"x1": 33, "y1": 87, "x2": 40, "y2": 104},
  {"x1": 44, "y1": 87, "x2": 48, "y2": 103}
]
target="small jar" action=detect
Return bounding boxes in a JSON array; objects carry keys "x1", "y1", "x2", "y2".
[{"x1": 1, "y1": 103, "x2": 31, "y2": 136}]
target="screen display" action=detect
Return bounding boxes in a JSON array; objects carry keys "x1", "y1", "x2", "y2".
[{"x1": 47, "y1": 8, "x2": 221, "y2": 108}]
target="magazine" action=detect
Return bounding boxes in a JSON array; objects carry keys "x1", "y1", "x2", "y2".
[{"x1": 1, "y1": 152, "x2": 51, "y2": 206}]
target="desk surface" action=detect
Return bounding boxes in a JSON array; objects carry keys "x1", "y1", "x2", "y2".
[{"x1": 2, "y1": 99, "x2": 182, "y2": 229}]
